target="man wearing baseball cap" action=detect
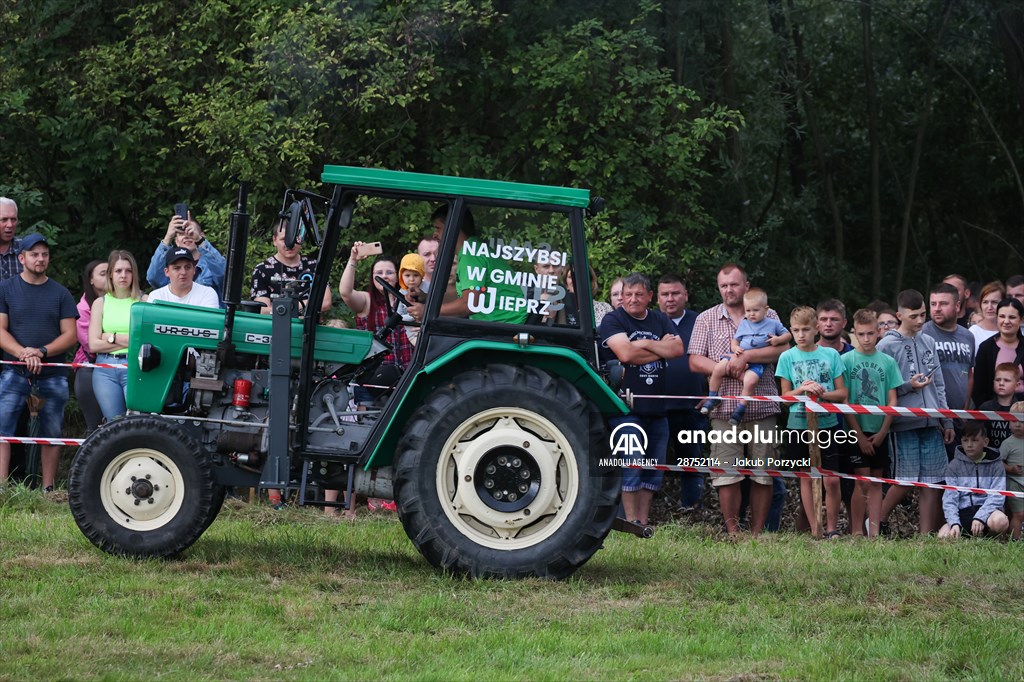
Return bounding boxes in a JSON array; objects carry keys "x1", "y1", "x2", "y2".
[
  {"x1": 147, "y1": 247, "x2": 219, "y2": 308},
  {"x1": 0, "y1": 233, "x2": 78, "y2": 492}
]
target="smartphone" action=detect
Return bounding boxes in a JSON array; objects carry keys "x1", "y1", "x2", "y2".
[
  {"x1": 364, "y1": 241, "x2": 383, "y2": 256},
  {"x1": 174, "y1": 203, "x2": 189, "y2": 224},
  {"x1": 923, "y1": 365, "x2": 939, "y2": 378}
]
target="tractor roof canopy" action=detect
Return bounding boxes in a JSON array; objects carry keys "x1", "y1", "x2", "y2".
[{"x1": 321, "y1": 165, "x2": 590, "y2": 208}]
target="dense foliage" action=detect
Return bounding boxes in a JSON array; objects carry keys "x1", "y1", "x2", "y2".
[{"x1": 1, "y1": 0, "x2": 1021, "y2": 310}]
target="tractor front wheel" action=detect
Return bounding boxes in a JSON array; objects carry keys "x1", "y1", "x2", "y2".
[{"x1": 68, "y1": 415, "x2": 215, "y2": 558}]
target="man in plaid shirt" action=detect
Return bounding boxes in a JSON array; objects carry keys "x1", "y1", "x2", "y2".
[
  {"x1": 0, "y1": 198, "x2": 21, "y2": 282},
  {"x1": 688, "y1": 263, "x2": 788, "y2": 535}
]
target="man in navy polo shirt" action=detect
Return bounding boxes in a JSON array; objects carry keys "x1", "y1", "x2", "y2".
[
  {"x1": 599, "y1": 272, "x2": 683, "y2": 526},
  {"x1": 657, "y1": 274, "x2": 707, "y2": 511},
  {"x1": 0, "y1": 233, "x2": 78, "y2": 491}
]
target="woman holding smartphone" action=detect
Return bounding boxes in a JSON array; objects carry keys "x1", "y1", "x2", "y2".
[
  {"x1": 338, "y1": 241, "x2": 413, "y2": 372},
  {"x1": 90, "y1": 250, "x2": 146, "y2": 421}
]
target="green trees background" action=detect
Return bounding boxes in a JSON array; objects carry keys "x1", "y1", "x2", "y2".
[{"x1": 2, "y1": 0, "x2": 1021, "y2": 311}]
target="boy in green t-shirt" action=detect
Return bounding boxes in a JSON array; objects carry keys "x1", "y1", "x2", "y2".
[
  {"x1": 842, "y1": 309, "x2": 902, "y2": 537},
  {"x1": 776, "y1": 306, "x2": 848, "y2": 538},
  {"x1": 999, "y1": 400, "x2": 1024, "y2": 540}
]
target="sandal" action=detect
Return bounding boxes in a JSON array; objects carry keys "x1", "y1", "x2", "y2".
[{"x1": 823, "y1": 530, "x2": 842, "y2": 540}]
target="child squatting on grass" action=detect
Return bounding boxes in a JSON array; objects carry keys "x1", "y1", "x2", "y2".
[
  {"x1": 699, "y1": 288, "x2": 792, "y2": 425},
  {"x1": 938, "y1": 421, "x2": 1010, "y2": 538},
  {"x1": 1000, "y1": 401, "x2": 1024, "y2": 540},
  {"x1": 775, "y1": 305, "x2": 847, "y2": 539}
]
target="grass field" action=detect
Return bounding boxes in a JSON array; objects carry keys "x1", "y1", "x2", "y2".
[{"x1": 2, "y1": 485, "x2": 1023, "y2": 681}]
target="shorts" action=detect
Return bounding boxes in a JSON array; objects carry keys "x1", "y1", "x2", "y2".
[
  {"x1": 610, "y1": 415, "x2": 668, "y2": 493},
  {"x1": 780, "y1": 428, "x2": 840, "y2": 471},
  {"x1": 957, "y1": 506, "x2": 999, "y2": 537},
  {"x1": 891, "y1": 428, "x2": 947, "y2": 484},
  {"x1": 1006, "y1": 479, "x2": 1024, "y2": 514},
  {"x1": 709, "y1": 416, "x2": 774, "y2": 487},
  {"x1": 717, "y1": 355, "x2": 764, "y2": 379},
  {"x1": 0, "y1": 370, "x2": 70, "y2": 438},
  {"x1": 841, "y1": 432, "x2": 891, "y2": 471}
]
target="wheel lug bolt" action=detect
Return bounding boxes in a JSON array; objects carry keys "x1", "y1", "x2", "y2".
[
  {"x1": 125, "y1": 488, "x2": 131, "y2": 495},
  {"x1": 485, "y1": 465, "x2": 496, "y2": 475},
  {"x1": 492, "y1": 491, "x2": 502, "y2": 500},
  {"x1": 520, "y1": 470, "x2": 530, "y2": 479},
  {"x1": 148, "y1": 498, "x2": 154, "y2": 504},
  {"x1": 519, "y1": 483, "x2": 528, "y2": 493},
  {"x1": 484, "y1": 479, "x2": 494, "y2": 489},
  {"x1": 497, "y1": 456, "x2": 507, "y2": 466},
  {"x1": 512, "y1": 458, "x2": 521, "y2": 468},
  {"x1": 508, "y1": 493, "x2": 517, "y2": 502},
  {"x1": 134, "y1": 499, "x2": 141, "y2": 506},
  {"x1": 153, "y1": 485, "x2": 160, "y2": 491},
  {"x1": 131, "y1": 476, "x2": 137, "y2": 482},
  {"x1": 145, "y1": 474, "x2": 151, "y2": 480}
]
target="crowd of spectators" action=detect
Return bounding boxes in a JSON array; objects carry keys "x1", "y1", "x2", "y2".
[
  {"x1": 599, "y1": 263, "x2": 1024, "y2": 540},
  {"x1": 2, "y1": 195, "x2": 1022, "y2": 540}
]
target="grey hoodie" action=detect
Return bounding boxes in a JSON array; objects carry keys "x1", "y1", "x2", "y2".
[
  {"x1": 876, "y1": 329, "x2": 953, "y2": 432},
  {"x1": 941, "y1": 445, "x2": 1006, "y2": 526}
]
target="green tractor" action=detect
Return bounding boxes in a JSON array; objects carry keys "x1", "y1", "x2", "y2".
[{"x1": 68, "y1": 166, "x2": 631, "y2": 578}]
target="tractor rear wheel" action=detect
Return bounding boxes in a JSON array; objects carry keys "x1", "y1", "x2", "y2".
[{"x1": 395, "y1": 365, "x2": 619, "y2": 579}]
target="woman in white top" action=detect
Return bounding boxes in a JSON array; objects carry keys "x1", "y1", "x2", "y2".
[{"x1": 969, "y1": 281, "x2": 1005, "y2": 350}]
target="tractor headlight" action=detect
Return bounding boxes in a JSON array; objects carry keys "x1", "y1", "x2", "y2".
[{"x1": 138, "y1": 343, "x2": 161, "y2": 372}]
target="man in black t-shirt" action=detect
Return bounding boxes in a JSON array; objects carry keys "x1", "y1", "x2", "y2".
[
  {"x1": 599, "y1": 272, "x2": 683, "y2": 526},
  {"x1": 0, "y1": 234, "x2": 78, "y2": 491}
]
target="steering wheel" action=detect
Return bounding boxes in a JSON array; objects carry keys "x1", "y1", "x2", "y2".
[{"x1": 374, "y1": 275, "x2": 409, "y2": 317}]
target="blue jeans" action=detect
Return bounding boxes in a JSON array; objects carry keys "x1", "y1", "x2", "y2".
[
  {"x1": 0, "y1": 370, "x2": 69, "y2": 437},
  {"x1": 765, "y1": 477, "x2": 787, "y2": 532},
  {"x1": 92, "y1": 353, "x2": 129, "y2": 421},
  {"x1": 610, "y1": 414, "x2": 668, "y2": 492},
  {"x1": 668, "y1": 409, "x2": 707, "y2": 507}
]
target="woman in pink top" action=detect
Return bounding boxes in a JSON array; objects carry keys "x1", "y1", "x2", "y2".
[{"x1": 74, "y1": 260, "x2": 107, "y2": 433}]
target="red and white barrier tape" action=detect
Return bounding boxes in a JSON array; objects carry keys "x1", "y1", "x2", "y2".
[
  {"x1": 626, "y1": 462, "x2": 1024, "y2": 499},
  {"x1": 1, "y1": 359, "x2": 128, "y2": 370},
  {"x1": 625, "y1": 391, "x2": 1024, "y2": 423},
  {"x1": 4, "y1": 436, "x2": 1018, "y2": 498},
  {"x1": 0, "y1": 435, "x2": 84, "y2": 446}
]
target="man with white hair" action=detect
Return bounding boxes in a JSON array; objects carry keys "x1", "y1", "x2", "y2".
[{"x1": 0, "y1": 198, "x2": 21, "y2": 281}]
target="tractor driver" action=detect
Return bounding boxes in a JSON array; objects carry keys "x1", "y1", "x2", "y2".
[{"x1": 406, "y1": 205, "x2": 527, "y2": 325}]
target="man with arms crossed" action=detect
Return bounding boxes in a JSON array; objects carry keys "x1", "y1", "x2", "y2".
[{"x1": 600, "y1": 273, "x2": 683, "y2": 526}]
